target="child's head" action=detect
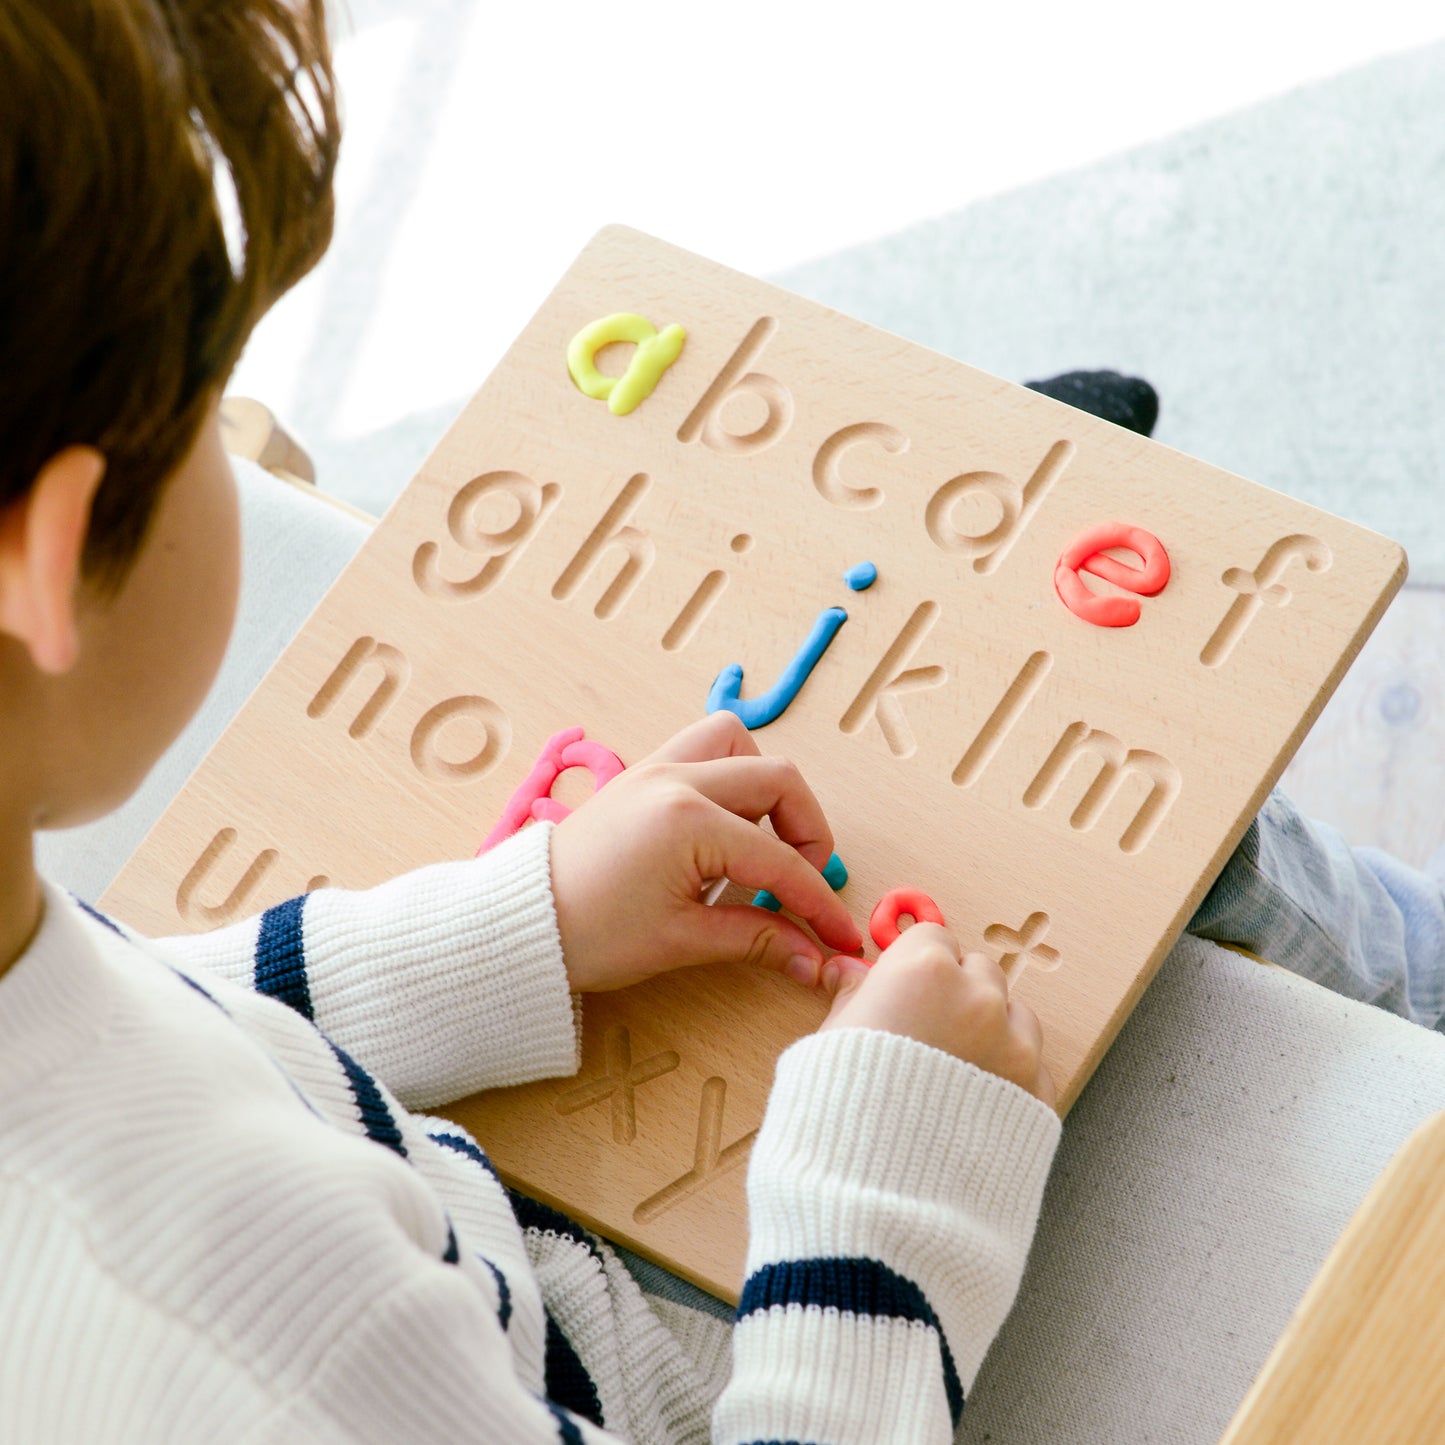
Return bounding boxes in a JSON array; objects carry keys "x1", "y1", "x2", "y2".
[{"x1": 0, "y1": 0, "x2": 340, "y2": 827}]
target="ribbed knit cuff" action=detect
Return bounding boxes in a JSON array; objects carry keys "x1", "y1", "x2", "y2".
[
  {"x1": 744, "y1": 1027, "x2": 1061, "y2": 1391},
  {"x1": 297, "y1": 821, "x2": 580, "y2": 1108}
]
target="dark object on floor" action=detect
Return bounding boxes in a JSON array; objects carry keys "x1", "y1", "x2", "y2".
[{"x1": 1025, "y1": 369, "x2": 1159, "y2": 438}]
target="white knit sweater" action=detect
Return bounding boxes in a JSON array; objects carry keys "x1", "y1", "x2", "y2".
[{"x1": 0, "y1": 822, "x2": 1061, "y2": 1444}]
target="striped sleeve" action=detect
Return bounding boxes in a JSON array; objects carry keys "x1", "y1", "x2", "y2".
[
  {"x1": 149, "y1": 823, "x2": 580, "y2": 1108},
  {"x1": 713, "y1": 1027, "x2": 1061, "y2": 1445}
]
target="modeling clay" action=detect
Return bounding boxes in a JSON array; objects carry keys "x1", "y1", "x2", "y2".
[
  {"x1": 843, "y1": 561, "x2": 877, "y2": 591},
  {"x1": 869, "y1": 887, "x2": 945, "y2": 952},
  {"x1": 530, "y1": 737, "x2": 626, "y2": 823},
  {"x1": 1054, "y1": 522, "x2": 1170, "y2": 627},
  {"x1": 753, "y1": 854, "x2": 844, "y2": 912},
  {"x1": 566, "y1": 312, "x2": 686, "y2": 416},
  {"x1": 478, "y1": 727, "x2": 624, "y2": 853},
  {"x1": 706, "y1": 606, "x2": 847, "y2": 729}
]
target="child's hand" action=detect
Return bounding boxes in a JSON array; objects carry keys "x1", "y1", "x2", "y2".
[
  {"x1": 549, "y1": 713, "x2": 864, "y2": 994},
  {"x1": 818, "y1": 923, "x2": 1057, "y2": 1107}
]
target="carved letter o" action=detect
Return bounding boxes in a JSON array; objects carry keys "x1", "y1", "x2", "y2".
[{"x1": 410, "y1": 696, "x2": 511, "y2": 781}]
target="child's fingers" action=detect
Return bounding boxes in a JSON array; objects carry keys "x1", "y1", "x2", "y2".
[
  {"x1": 686, "y1": 902, "x2": 836, "y2": 984},
  {"x1": 1006, "y1": 998, "x2": 1055, "y2": 1106},
  {"x1": 821, "y1": 953, "x2": 871, "y2": 997},
  {"x1": 1007, "y1": 996, "x2": 1044, "y2": 1056},
  {"x1": 819, "y1": 953, "x2": 872, "y2": 1019},
  {"x1": 959, "y1": 949, "x2": 1010, "y2": 1002},
  {"x1": 703, "y1": 808, "x2": 860, "y2": 953},
  {"x1": 639, "y1": 711, "x2": 761, "y2": 766},
  {"x1": 676, "y1": 755, "x2": 835, "y2": 873},
  {"x1": 874, "y1": 921, "x2": 963, "y2": 970}
]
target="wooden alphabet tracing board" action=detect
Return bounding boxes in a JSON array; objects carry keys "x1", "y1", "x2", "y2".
[{"x1": 104, "y1": 226, "x2": 1406, "y2": 1300}]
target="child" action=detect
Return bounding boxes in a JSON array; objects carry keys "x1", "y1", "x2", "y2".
[{"x1": 0, "y1": 4, "x2": 1060, "y2": 1442}]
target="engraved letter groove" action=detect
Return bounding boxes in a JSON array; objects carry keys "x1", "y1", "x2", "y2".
[
  {"x1": 552, "y1": 473, "x2": 655, "y2": 619},
  {"x1": 985, "y1": 911, "x2": 1061, "y2": 985},
  {"x1": 177, "y1": 828, "x2": 280, "y2": 927},
  {"x1": 925, "y1": 440, "x2": 1073, "y2": 575},
  {"x1": 677, "y1": 317, "x2": 793, "y2": 456},
  {"x1": 812, "y1": 422, "x2": 907, "y2": 510},
  {"x1": 555, "y1": 1026, "x2": 680, "y2": 1144},
  {"x1": 410, "y1": 696, "x2": 511, "y2": 782},
  {"x1": 308, "y1": 637, "x2": 411, "y2": 739},
  {"x1": 839, "y1": 602, "x2": 946, "y2": 757},
  {"x1": 413, "y1": 470, "x2": 560, "y2": 601},
  {"x1": 1200, "y1": 534, "x2": 1332, "y2": 668},
  {"x1": 953, "y1": 651, "x2": 1053, "y2": 788},
  {"x1": 633, "y1": 1077, "x2": 756, "y2": 1223},
  {"x1": 1023, "y1": 723, "x2": 1180, "y2": 853}
]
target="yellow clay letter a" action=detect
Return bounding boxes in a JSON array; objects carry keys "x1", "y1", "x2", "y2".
[{"x1": 567, "y1": 313, "x2": 686, "y2": 416}]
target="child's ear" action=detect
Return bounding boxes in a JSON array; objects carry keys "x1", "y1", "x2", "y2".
[{"x1": 0, "y1": 447, "x2": 106, "y2": 675}]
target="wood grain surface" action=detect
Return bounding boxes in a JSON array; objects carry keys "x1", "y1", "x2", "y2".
[
  {"x1": 104, "y1": 226, "x2": 1405, "y2": 1300},
  {"x1": 1219, "y1": 1109, "x2": 1445, "y2": 1444}
]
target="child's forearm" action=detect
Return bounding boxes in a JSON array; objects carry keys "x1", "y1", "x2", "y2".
[
  {"x1": 148, "y1": 823, "x2": 580, "y2": 1108},
  {"x1": 714, "y1": 1027, "x2": 1060, "y2": 1445}
]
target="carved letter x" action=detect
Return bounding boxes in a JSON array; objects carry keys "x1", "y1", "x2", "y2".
[
  {"x1": 984, "y1": 911, "x2": 1062, "y2": 985},
  {"x1": 555, "y1": 1026, "x2": 680, "y2": 1144}
]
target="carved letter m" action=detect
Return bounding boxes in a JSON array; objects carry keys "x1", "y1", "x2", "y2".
[{"x1": 1022, "y1": 722, "x2": 1180, "y2": 854}]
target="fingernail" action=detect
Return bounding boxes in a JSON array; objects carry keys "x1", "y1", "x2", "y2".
[
  {"x1": 785, "y1": 954, "x2": 819, "y2": 987},
  {"x1": 820, "y1": 959, "x2": 841, "y2": 993}
]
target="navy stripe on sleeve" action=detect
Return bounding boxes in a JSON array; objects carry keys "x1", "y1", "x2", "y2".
[
  {"x1": 429, "y1": 1130, "x2": 504, "y2": 1189},
  {"x1": 738, "y1": 1256, "x2": 964, "y2": 1425},
  {"x1": 152, "y1": 955, "x2": 326, "y2": 1118},
  {"x1": 163, "y1": 962, "x2": 230, "y2": 1015},
  {"x1": 545, "y1": 1312, "x2": 605, "y2": 1429},
  {"x1": 254, "y1": 895, "x2": 314, "y2": 1021},
  {"x1": 539, "y1": 1398, "x2": 586, "y2": 1445},
  {"x1": 75, "y1": 898, "x2": 126, "y2": 937},
  {"x1": 326, "y1": 1040, "x2": 407, "y2": 1159},
  {"x1": 509, "y1": 1191, "x2": 606, "y2": 1271},
  {"x1": 480, "y1": 1254, "x2": 513, "y2": 1331}
]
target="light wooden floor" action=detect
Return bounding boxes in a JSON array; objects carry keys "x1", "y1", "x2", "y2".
[{"x1": 1281, "y1": 583, "x2": 1444, "y2": 876}]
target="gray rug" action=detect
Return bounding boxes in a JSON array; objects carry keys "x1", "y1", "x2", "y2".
[{"x1": 773, "y1": 40, "x2": 1445, "y2": 583}]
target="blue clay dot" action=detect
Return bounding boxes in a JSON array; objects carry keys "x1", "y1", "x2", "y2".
[
  {"x1": 752, "y1": 890, "x2": 782, "y2": 912},
  {"x1": 844, "y1": 561, "x2": 877, "y2": 591},
  {"x1": 822, "y1": 852, "x2": 848, "y2": 890}
]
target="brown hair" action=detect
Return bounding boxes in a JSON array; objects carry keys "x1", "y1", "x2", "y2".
[{"x1": 0, "y1": 0, "x2": 340, "y2": 586}]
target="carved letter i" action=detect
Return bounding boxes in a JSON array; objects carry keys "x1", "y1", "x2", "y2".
[{"x1": 662, "y1": 570, "x2": 728, "y2": 652}]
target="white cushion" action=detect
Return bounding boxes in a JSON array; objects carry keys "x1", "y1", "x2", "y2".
[{"x1": 960, "y1": 937, "x2": 1445, "y2": 1442}]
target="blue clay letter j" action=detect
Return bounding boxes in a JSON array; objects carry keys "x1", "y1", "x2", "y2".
[{"x1": 706, "y1": 607, "x2": 847, "y2": 729}]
